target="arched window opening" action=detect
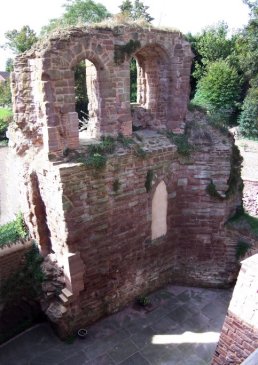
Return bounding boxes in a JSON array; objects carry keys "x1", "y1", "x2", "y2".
[
  {"x1": 151, "y1": 181, "x2": 168, "y2": 240},
  {"x1": 130, "y1": 57, "x2": 137, "y2": 103},
  {"x1": 73, "y1": 59, "x2": 100, "y2": 139},
  {"x1": 131, "y1": 45, "x2": 170, "y2": 131},
  {"x1": 74, "y1": 61, "x2": 88, "y2": 128}
]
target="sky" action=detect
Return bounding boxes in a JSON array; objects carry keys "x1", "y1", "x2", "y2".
[{"x1": 0, "y1": 0, "x2": 251, "y2": 70}]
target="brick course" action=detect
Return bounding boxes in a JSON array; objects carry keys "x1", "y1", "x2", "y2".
[
  {"x1": 8, "y1": 25, "x2": 245, "y2": 335},
  {"x1": 212, "y1": 254, "x2": 258, "y2": 365}
]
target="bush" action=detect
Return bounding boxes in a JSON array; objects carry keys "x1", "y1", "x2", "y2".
[
  {"x1": 239, "y1": 87, "x2": 258, "y2": 139},
  {"x1": 0, "y1": 213, "x2": 27, "y2": 247},
  {"x1": 0, "y1": 108, "x2": 12, "y2": 140},
  {"x1": 0, "y1": 80, "x2": 12, "y2": 107},
  {"x1": 193, "y1": 60, "x2": 241, "y2": 123}
]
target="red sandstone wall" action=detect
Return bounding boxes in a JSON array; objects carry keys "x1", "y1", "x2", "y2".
[
  {"x1": 10, "y1": 26, "x2": 193, "y2": 157},
  {"x1": 212, "y1": 254, "x2": 258, "y2": 365},
  {"x1": 36, "y1": 120, "x2": 241, "y2": 328},
  {"x1": 0, "y1": 240, "x2": 32, "y2": 285}
]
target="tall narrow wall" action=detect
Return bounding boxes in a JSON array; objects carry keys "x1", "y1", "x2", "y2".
[{"x1": 212, "y1": 254, "x2": 258, "y2": 365}]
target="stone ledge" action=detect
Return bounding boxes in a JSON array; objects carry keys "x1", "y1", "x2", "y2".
[{"x1": 0, "y1": 239, "x2": 32, "y2": 257}]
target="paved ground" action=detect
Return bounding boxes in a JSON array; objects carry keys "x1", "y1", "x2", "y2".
[
  {"x1": 0, "y1": 285, "x2": 232, "y2": 365},
  {"x1": 235, "y1": 138, "x2": 258, "y2": 181}
]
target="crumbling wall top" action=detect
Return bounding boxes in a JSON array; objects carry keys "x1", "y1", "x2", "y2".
[{"x1": 11, "y1": 24, "x2": 193, "y2": 159}]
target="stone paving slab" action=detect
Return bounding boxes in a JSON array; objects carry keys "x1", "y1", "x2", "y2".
[{"x1": 0, "y1": 285, "x2": 232, "y2": 365}]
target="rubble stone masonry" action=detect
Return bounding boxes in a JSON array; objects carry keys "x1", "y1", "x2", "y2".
[
  {"x1": 8, "y1": 25, "x2": 245, "y2": 334},
  {"x1": 212, "y1": 254, "x2": 258, "y2": 365}
]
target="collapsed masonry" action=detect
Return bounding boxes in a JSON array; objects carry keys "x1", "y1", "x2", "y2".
[{"x1": 9, "y1": 24, "x2": 244, "y2": 335}]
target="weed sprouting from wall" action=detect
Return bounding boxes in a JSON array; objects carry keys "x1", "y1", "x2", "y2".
[
  {"x1": 77, "y1": 136, "x2": 116, "y2": 169},
  {"x1": 0, "y1": 243, "x2": 44, "y2": 302},
  {"x1": 206, "y1": 180, "x2": 223, "y2": 199},
  {"x1": 133, "y1": 144, "x2": 146, "y2": 159},
  {"x1": 236, "y1": 240, "x2": 251, "y2": 260},
  {"x1": 165, "y1": 131, "x2": 192, "y2": 156},
  {"x1": 226, "y1": 145, "x2": 243, "y2": 198},
  {"x1": 114, "y1": 39, "x2": 141, "y2": 65},
  {"x1": 113, "y1": 179, "x2": 121, "y2": 193},
  {"x1": 145, "y1": 170, "x2": 154, "y2": 193},
  {"x1": 117, "y1": 132, "x2": 134, "y2": 147}
]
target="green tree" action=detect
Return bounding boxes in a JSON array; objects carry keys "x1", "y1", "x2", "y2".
[
  {"x1": 74, "y1": 61, "x2": 88, "y2": 121},
  {"x1": 41, "y1": 0, "x2": 111, "y2": 35},
  {"x1": 63, "y1": 0, "x2": 111, "y2": 25},
  {"x1": 193, "y1": 60, "x2": 241, "y2": 122},
  {"x1": 119, "y1": 0, "x2": 154, "y2": 22},
  {"x1": 239, "y1": 87, "x2": 258, "y2": 138},
  {"x1": 3, "y1": 25, "x2": 38, "y2": 54},
  {"x1": 0, "y1": 80, "x2": 12, "y2": 107},
  {"x1": 189, "y1": 22, "x2": 236, "y2": 83},
  {"x1": 5, "y1": 58, "x2": 14, "y2": 73}
]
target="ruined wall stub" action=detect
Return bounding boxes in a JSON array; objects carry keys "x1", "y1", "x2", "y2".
[
  {"x1": 10, "y1": 25, "x2": 193, "y2": 158},
  {"x1": 212, "y1": 254, "x2": 258, "y2": 365},
  {"x1": 8, "y1": 25, "x2": 245, "y2": 337}
]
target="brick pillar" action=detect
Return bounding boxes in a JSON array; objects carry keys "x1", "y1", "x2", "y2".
[{"x1": 212, "y1": 254, "x2": 258, "y2": 365}]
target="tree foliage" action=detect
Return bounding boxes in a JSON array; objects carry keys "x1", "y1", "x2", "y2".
[
  {"x1": 41, "y1": 0, "x2": 111, "y2": 35},
  {"x1": 239, "y1": 87, "x2": 258, "y2": 138},
  {"x1": 193, "y1": 60, "x2": 241, "y2": 122},
  {"x1": 63, "y1": 0, "x2": 111, "y2": 24},
  {"x1": 0, "y1": 80, "x2": 12, "y2": 107},
  {"x1": 119, "y1": 0, "x2": 154, "y2": 22},
  {"x1": 188, "y1": 22, "x2": 236, "y2": 82},
  {"x1": 3, "y1": 25, "x2": 38, "y2": 54}
]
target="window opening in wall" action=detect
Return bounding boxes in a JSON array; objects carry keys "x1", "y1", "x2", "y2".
[
  {"x1": 131, "y1": 45, "x2": 169, "y2": 131},
  {"x1": 130, "y1": 57, "x2": 137, "y2": 103},
  {"x1": 74, "y1": 61, "x2": 88, "y2": 131},
  {"x1": 74, "y1": 59, "x2": 100, "y2": 139},
  {"x1": 151, "y1": 181, "x2": 168, "y2": 240}
]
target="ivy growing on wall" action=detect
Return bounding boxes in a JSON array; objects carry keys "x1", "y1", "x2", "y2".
[{"x1": 114, "y1": 39, "x2": 141, "y2": 64}]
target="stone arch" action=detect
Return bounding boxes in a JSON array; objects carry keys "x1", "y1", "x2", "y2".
[
  {"x1": 151, "y1": 180, "x2": 168, "y2": 240},
  {"x1": 65, "y1": 50, "x2": 109, "y2": 139},
  {"x1": 132, "y1": 44, "x2": 171, "y2": 130}
]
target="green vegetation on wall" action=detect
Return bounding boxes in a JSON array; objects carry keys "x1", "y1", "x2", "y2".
[{"x1": 0, "y1": 213, "x2": 27, "y2": 248}]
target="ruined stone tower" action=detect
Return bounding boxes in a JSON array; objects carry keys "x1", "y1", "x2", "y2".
[{"x1": 9, "y1": 24, "x2": 242, "y2": 334}]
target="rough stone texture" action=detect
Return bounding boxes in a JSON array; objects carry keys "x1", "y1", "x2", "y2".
[
  {"x1": 0, "y1": 240, "x2": 32, "y2": 285},
  {"x1": 243, "y1": 180, "x2": 258, "y2": 217},
  {"x1": 14, "y1": 113, "x2": 243, "y2": 333},
  {"x1": 8, "y1": 24, "x2": 244, "y2": 336},
  {"x1": 212, "y1": 254, "x2": 258, "y2": 365},
  {"x1": 10, "y1": 25, "x2": 193, "y2": 158}
]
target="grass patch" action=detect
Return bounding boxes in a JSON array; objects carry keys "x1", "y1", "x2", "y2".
[
  {"x1": 228, "y1": 210, "x2": 258, "y2": 237},
  {"x1": 0, "y1": 108, "x2": 12, "y2": 119},
  {"x1": 206, "y1": 180, "x2": 222, "y2": 199},
  {"x1": 0, "y1": 213, "x2": 27, "y2": 248},
  {"x1": 0, "y1": 107, "x2": 12, "y2": 140},
  {"x1": 145, "y1": 170, "x2": 154, "y2": 193},
  {"x1": 236, "y1": 240, "x2": 251, "y2": 260},
  {"x1": 166, "y1": 131, "x2": 192, "y2": 157},
  {"x1": 78, "y1": 153, "x2": 107, "y2": 169},
  {"x1": 133, "y1": 144, "x2": 146, "y2": 159},
  {"x1": 113, "y1": 179, "x2": 121, "y2": 193},
  {"x1": 77, "y1": 136, "x2": 116, "y2": 169},
  {"x1": 117, "y1": 132, "x2": 134, "y2": 147},
  {"x1": 88, "y1": 136, "x2": 116, "y2": 155}
]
